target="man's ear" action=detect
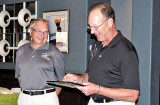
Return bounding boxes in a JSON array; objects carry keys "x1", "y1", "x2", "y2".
[{"x1": 107, "y1": 18, "x2": 114, "y2": 27}]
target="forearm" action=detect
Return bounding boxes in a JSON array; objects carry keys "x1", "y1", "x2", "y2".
[
  {"x1": 17, "y1": 77, "x2": 21, "y2": 84},
  {"x1": 56, "y1": 87, "x2": 62, "y2": 96},
  {"x1": 98, "y1": 86, "x2": 139, "y2": 102},
  {"x1": 81, "y1": 73, "x2": 88, "y2": 83}
]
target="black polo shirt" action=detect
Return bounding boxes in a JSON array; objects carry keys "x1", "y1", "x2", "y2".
[{"x1": 86, "y1": 31, "x2": 139, "y2": 99}]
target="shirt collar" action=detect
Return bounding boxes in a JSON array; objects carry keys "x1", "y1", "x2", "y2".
[
  {"x1": 105, "y1": 30, "x2": 122, "y2": 48},
  {"x1": 29, "y1": 41, "x2": 49, "y2": 50}
]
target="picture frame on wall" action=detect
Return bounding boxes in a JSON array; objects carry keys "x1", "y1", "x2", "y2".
[{"x1": 43, "y1": 9, "x2": 69, "y2": 53}]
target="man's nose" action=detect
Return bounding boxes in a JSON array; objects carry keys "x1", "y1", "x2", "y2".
[
  {"x1": 41, "y1": 32, "x2": 47, "y2": 36},
  {"x1": 90, "y1": 28, "x2": 96, "y2": 34},
  {"x1": 40, "y1": 32, "x2": 45, "y2": 36}
]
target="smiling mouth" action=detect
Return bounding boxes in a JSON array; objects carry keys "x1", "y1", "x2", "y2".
[{"x1": 38, "y1": 36, "x2": 45, "y2": 40}]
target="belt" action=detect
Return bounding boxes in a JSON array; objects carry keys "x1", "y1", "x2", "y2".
[
  {"x1": 22, "y1": 88, "x2": 55, "y2": 96},
  {"x1": 92, "y1": 97, "x2": 114, "y2": 103}
]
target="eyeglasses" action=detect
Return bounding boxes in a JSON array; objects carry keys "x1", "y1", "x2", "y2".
[
  {"x1": 87, "y1": 19, "x2": 107, "y2": 30},
  {"x1": 32, "y1": 28, "x2": 49, "y2": 35}
]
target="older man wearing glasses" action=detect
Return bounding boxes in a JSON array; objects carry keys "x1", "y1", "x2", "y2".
[
  {"x1": 15, "y1": 18, "x2": 65, "y2": 105},
  {"x1": 63, "y1": 2, "x2": 140, "y2": 105}
]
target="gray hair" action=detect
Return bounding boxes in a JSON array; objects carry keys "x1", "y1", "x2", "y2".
[
  {"x1": 30, "y1": 18, "x2": 49, "y2": 30},
  {"x1": 89, "y1": 3, "x2": 115, "y2": 23}
]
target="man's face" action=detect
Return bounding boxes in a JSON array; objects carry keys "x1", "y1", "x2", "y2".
[
  {"x1": 88, "y1": 9, "x2": 109, "y2": 42},
  {"x1": 30, "y1": 21, "x2": 49, "y2": 49}
]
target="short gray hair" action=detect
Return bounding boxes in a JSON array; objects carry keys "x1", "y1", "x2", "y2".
[{"x1": 30, "y1": 18, "x2": 49, "y2": 30}]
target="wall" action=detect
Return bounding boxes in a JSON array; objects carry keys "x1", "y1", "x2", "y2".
[
  {"x1": 150, "y1": 0, "x2": 160, "y2": 104},
  {"x1": 0, "y1": 0, "x2": 88, "y2": 74},
  {"x1": 132, "y1": 0, "x2": 160, "y2": 105},
  {"x1": 0, "y1": 0, "x2": 108, "y2": 74},
  {"x1": 111, "y1": 0, "x2": 132, "y2": 41}
]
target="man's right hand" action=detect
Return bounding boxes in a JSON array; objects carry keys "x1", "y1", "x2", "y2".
[{"x1": 63, "y1": 73, "x2": 81, "y2": 83}]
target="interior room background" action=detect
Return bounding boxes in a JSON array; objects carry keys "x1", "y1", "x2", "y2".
[{"x1": 0, "y1": 0, "x2": 159, "y2": 105}]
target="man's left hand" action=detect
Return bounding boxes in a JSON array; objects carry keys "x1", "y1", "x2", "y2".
[{"x1": 75, "y1": 82, "x2": 99, "y2": 96}]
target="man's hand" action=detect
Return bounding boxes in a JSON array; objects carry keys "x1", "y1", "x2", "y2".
[
  {"x1": 75, "y1": 82, "x2": 99, "y2": 96},
  {"x1": 63, "y1": 73, "x2": 81, "y2": 83}
]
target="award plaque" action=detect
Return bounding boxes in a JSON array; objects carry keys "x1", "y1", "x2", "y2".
[{"x1": 47, "y1": 81, "x2": 85, "y2": 88}]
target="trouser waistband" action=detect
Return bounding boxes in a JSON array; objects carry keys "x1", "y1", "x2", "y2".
[
  {"x1": 22, "y1": 88, "x2": 55, "y2": 96},
  {"x1": 92, "y1": 97, "x2": 114, "y2": 103}
]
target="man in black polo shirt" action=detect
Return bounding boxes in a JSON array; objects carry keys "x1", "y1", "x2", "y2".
[{"x1": 63, "y1": 2, "x2": 140, "y2": 105}]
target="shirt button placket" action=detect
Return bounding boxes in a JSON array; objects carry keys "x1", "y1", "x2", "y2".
[{"x1": 31, "y1": 51, "x2": 35, "y2": 63}]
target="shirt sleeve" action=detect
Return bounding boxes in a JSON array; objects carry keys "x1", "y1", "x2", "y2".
[
  {"x1": 15, "y1": 49, "x2": 22, "y2": 78},
  {"x1": 54, "y1": 51, "x2": 65, "y2": 80},
  {"x1": 120, "y1": 51, "x2": 140, "y2": 90}
]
